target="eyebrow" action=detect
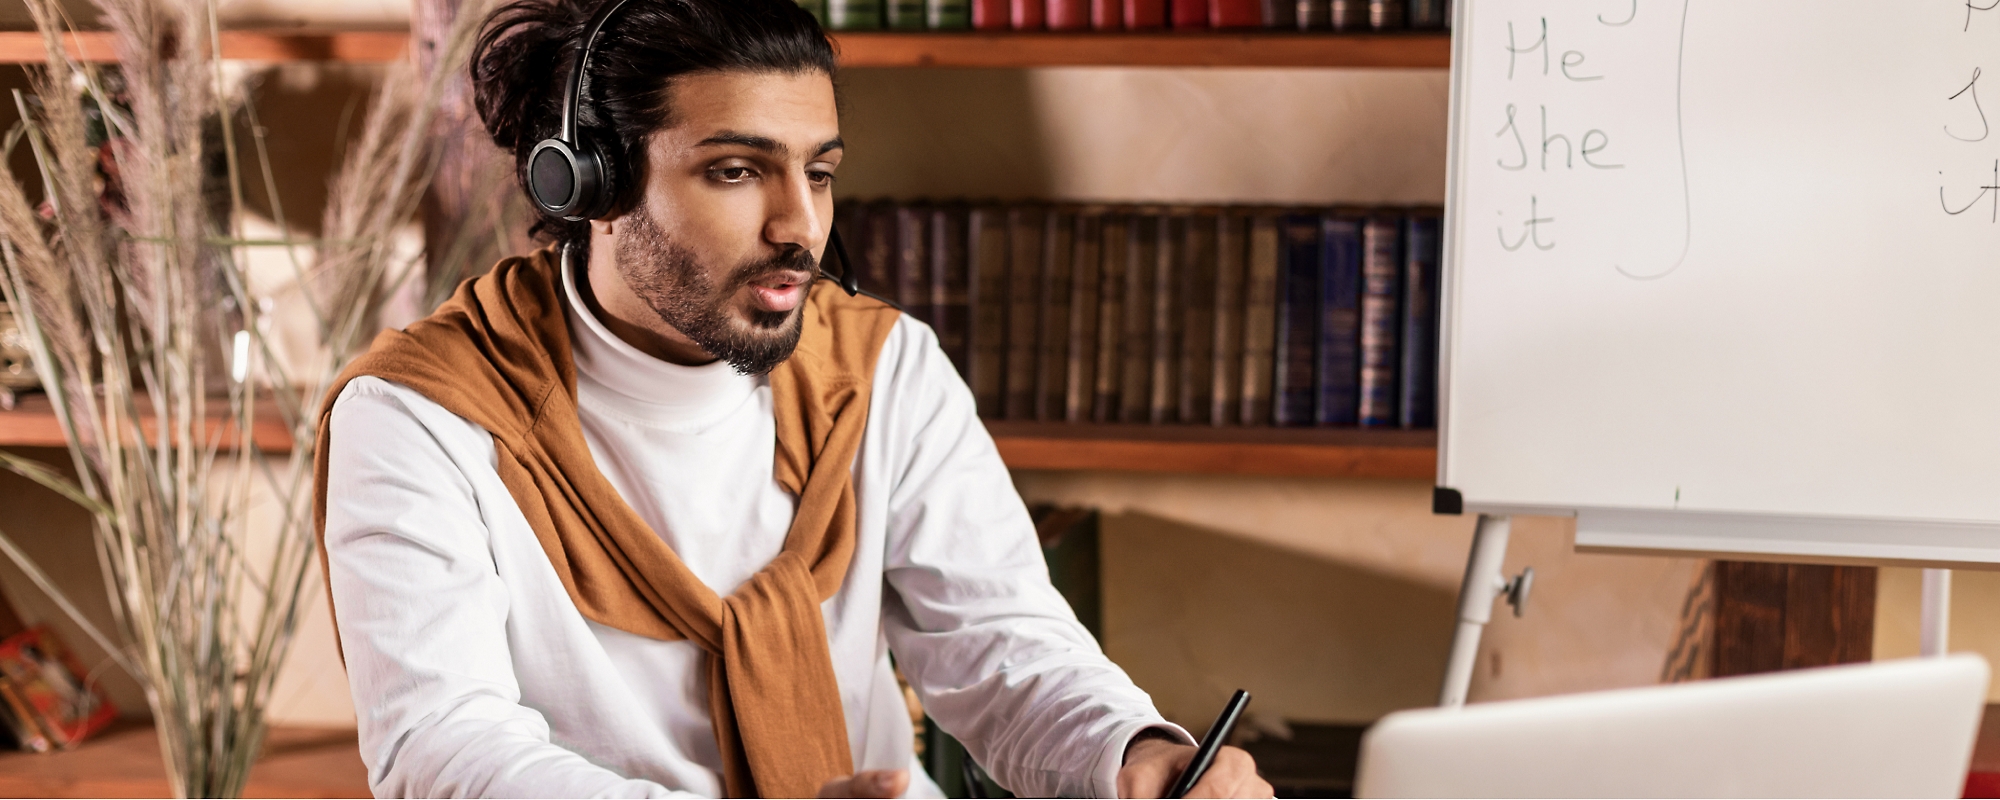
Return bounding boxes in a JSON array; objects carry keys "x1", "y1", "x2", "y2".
[{"x1": 693, "y1": 131, "x2": 844, "y2": 159}]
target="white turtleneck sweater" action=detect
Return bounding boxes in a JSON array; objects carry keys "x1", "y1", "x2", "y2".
[{"x1": 321, "y1": 260, "x2": 1186, "y2": 799}]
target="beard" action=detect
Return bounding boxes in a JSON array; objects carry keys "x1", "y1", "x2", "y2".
[{"x1": 612, "y1": 208, "x2": 820, "y2": 376}]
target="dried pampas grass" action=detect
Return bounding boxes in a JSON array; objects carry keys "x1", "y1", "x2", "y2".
[{"x1": 0, "y1": 0, "x2": 491, "y2": 795}]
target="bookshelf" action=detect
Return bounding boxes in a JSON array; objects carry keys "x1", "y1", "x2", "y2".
[
  {"x1": 0, "y1": 398, "x2": 1438, "y2": 478},
  {"x1": 0, "y1": 26, "x2": 1450, "y2": 480},
  {"x1": 0, "y1": 29, "x2": 1450, "y2": 68}
]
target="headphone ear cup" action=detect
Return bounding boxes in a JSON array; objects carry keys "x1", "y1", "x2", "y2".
[
  {"x1": 568, "y1": 141, "x2": 614, "y2": 221},
  {"x1": 527, "y1": 137, "x2": 612, "y2": 222}
]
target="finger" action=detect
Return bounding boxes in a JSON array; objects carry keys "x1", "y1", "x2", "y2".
[{"x1": 1187, "y1": 747, "x2": 1262, "y2": 798}]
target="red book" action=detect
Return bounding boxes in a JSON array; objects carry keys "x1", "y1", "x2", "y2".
[
  {"x1": 1210, "y1": 0, "x2": 1260, "y2": 27},
  {"x1": 973, "y1": 0, "x2": 1009, "y2": 28},
  {"x1": 1171, "y1": 0, "x2": 1207, "y2": 27},
  {"x1": 1049, "y1": 0, "x2": 1090, "y2": 28},
  {"x1": 1124, "y1": 0, "x2": 1166, "y2": 28},
  {"x1": 1092, "y1": 0, "x2": 1121, "y2": 27},
  {"x1": 1013, "y1": 0, "x2": 1047, "y2": 27}
]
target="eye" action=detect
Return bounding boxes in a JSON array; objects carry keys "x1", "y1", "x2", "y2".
[
  {"x1": 808, "y1": 169, "x2": 837, "y2": 188},
  {"x1": 710, "y1": 166, "x2": 756, "y2": 183}
]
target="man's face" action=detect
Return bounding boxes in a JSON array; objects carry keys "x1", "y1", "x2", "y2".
[{"x1": 590, "y1": 69, "x2": 842, "y2": 375}]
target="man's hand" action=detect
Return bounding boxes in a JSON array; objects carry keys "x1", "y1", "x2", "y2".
[
  {"x1": 1118, "y1": 735, "x2": 1272, "y2": 799},
  {"x1": 817, "y1": 769, "x2": 910, "y2": 798}
]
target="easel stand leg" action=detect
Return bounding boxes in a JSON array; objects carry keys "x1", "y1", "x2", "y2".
[
  {"x1": 1439, "y1": 514, "x2": 1512, "y2": 707},
  {"x1": 1922, "y1": 568, "x2": 1952, "y2": 657}
]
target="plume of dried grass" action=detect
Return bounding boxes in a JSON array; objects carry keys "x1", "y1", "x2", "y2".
[{"x1": 0, "y1": 0, "x2": 491, "y2": 795}]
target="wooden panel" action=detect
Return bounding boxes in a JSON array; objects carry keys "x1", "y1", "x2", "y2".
[
  {"x1": 0, "y1": 722, "x2": 369, "y2": 798},
  {"x1": 0, "y1": 30, "x2": 1450, "y2": 68},
  {"x1": 0, "y1": 394, "x2": 297, "y2": 454},
  {"x1": 1711, "y1": 561, "x2": 1877, "y2": 678},
  {"x1": 987, "y1": 422, "x2": 1437, "y2": 478},
  {"x1": 0, "y1": 30, "x2": 408, "y2": 63}
]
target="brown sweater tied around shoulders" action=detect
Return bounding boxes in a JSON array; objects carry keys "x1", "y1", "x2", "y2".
[{"x1": 310, "y1": 245, "x2": 900, "y2": 798}]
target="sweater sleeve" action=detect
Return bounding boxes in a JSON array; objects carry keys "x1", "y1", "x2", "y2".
[
  {"x1": 871, "y1": 322, "x2": 1194, "y2": 799},
  {"x1": 324, "y1": 377, "x2": 689, "y2": 799}
]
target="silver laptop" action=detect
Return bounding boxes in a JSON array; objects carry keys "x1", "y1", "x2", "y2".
[{"x1": 1356, "y1": 655, "x2": 1989, "y2": 798}]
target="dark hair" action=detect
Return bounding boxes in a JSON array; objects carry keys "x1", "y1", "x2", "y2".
[{"x1": 471, "y1": 0, "x2": 837, "y2": 248}]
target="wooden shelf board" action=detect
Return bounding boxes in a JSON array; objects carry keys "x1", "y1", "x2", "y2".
[
  {"x1": 0, "y1": 393, "x2": 298, "y2": 454},
  {"x1": 0, "y1": 720, "x2": 369, "y2": 799},
  {"x1": 0, "y1": 30, "x2": 1450, "y2": 68},
  {"x1": 831, "y1": 31, "x2": 1450, "y2": 68},
  {"x1": 987, "y1": 421, "x2": 1437, "y2": 479}
]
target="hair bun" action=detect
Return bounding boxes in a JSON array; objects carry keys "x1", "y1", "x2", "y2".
[{"x1": 471, "y1": 0, "x2": 582, "y2": 153}]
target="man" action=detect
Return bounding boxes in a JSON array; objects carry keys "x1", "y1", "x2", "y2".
[{"x1": 313, "y1": 0, "x2": 1271, "y2": 796}]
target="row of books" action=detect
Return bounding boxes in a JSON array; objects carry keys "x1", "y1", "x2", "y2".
[
  {"x1": 800, "y1": 0, "x2": 1452, "y2": 31},
  {"x1": 834, "y1": 199, "x2": 1444, "y2": 429}
]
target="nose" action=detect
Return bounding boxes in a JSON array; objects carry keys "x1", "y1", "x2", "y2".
[{"x1": 765, "y1": 170, "x2": 826, "y2": 256}]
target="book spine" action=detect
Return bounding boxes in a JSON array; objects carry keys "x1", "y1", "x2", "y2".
[
  {"x1": 1368, "y1": 0, "x2": 1405, "y2": 28},
  {"x1": 895, "y1": 205, "x2": 931, "y2": 325},
  {"x1": 972, "y1": 0, "x2": 1010, "y2": 28},
  {"x1": 928, "y1": 0, "x2": 973, "y2": 27},
  {"x1": 1399, "y1": 210, "x2": 1442, "y2": 429},
  {"x1": 1296, "y1": 0, "x2": 1329, "y2": 29},
  {"x1": 1119, "y1": 214, "x2": 1158, "y2": 423},
  {"x1": 1125, "y1": 0, "x2": 1168, "y2": 29},
  {"x1": 796, "y1": 0, "x2": 829, "y2": 26},
  {"x1": 888, "y1": 0, "x2": 929, "y2": 28},
  {"x1": 1171, "y1": 0, "x2": 1207, "y2": 28},
  {"x1": 1049, "y1": 0, "x2": 1091, "y2": 28},
  {"x1": 1272, "y1": 214, "x2": 1320, "y2": 427},
  {"x1": 1316, "y1": 213, "x2": 1363, "y2": 426},
  {"x1": 1238, "y1": 214, "x2": 1280, "y2": 426},
  {"x1": 968, "y1": 207, "x2": 1010, "y2": 418},
  {"x1": 931, "y1": 205, "x2": 971, "y2": 376},
  {"x1": 1358, "y1": 212, "x2": 1403, "y2": 427},
  {"x1": 1149, "y1": 215, "x2": 1182, "y2": 424},
  {"x1": 828, "y1": 0, "x2": 885, "y2": 29},
  {"x1": 1329, "y1": 0, "x2": 1367, "y2": 29},
  {"x1": 1406, "y1": 0, "x2": 1444, "y2": 28},
  {"x1": 1004, "y1": 207, "x2": 1045, "y2": 420},
  {"x1": 1038, "y1": 210, "x2": 1075, "y2": 420},
  {"x1": 863, "y1": 200, "x2": 898, "y2": 296},
  {"x1": 1210, "y1": 0, "x2": 1260, "y2": 28},
  {"x1": 1013, "y1": 0, "x2": 1048, "y2": 28},
  {"x1": 1093, "y1": 215, "x2": 1129, "y2": 422},
  {"x1": 1210, "y1": 213, "x2": 1246, "y2": 426},
  {"x1": 1067, "y1": 211, "x2": 1103, "y2": 422},
  {"x1": 1091, "y1": 0, "x2": 1122, "y2": 27},
  {"x1": 1259, "y1": 0, "x2": 1295, "y2": 29},
  {"x1": 1178, "y1": 211, "x2": 1218, "y2": 424}
]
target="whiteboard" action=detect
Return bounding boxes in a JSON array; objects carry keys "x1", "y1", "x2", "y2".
[{"x1": 1438, "y1": 0, "x2": 2000, "y2": 565}]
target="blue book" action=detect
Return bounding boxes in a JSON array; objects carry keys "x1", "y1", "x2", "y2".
[
  {"x1": 1315, "y1": 213, "x2": 1365, "y2": 426},
  {"x1": 1399, "y1": 210, "x2": 1443, "y2": 429},
  {"x1": 1273, "y1": 214, "x2": 1322, "y2": 426},
  {"x1": 1358, "y1": 213, "x2": 1403, "y2": 427}
]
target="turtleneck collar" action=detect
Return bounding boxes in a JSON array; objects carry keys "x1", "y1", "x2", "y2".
[{"x1": 562, "y1": 246, "x2": 759, "y2": 429}]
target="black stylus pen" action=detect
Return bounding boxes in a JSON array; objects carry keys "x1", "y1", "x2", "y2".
[{"x1": 1165, "y1": 689, "x2": 1251, "y2": 799}]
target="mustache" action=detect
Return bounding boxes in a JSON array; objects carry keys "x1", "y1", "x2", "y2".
[{"x1": 726, "y1": 247, "x2": 821, "y2": 287}]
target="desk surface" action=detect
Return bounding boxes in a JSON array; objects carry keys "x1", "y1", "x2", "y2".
[{"x1": 0, "y1": 721, "x2": 370, "y2": 798}]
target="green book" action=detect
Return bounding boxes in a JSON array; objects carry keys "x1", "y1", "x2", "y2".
[
  {"x1": 794, "y1": 0, "x2": 827, "y2": 25},
  {"x1": 888, "y1": 0, "x2": 927, "y2": 28},
  {"x1": 827, "y1": 0, "x2": 883, "y2": 29},
  {"x1": 927, "y1": 0, "x2": 972, "y2": 28}
]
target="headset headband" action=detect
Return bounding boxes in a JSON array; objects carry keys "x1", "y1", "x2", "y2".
[{"x1": 559, "y1": 0, "x2": 637, "y2": 146}]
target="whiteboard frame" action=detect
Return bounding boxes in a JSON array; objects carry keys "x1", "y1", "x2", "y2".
[{"x1": 1429, "y1": 0, "x2": 2000, "y2": 567}]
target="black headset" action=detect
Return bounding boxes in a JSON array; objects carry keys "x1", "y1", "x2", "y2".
[{"x1": 525, "y1": 0, "x2": 861, "y2": 295}]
